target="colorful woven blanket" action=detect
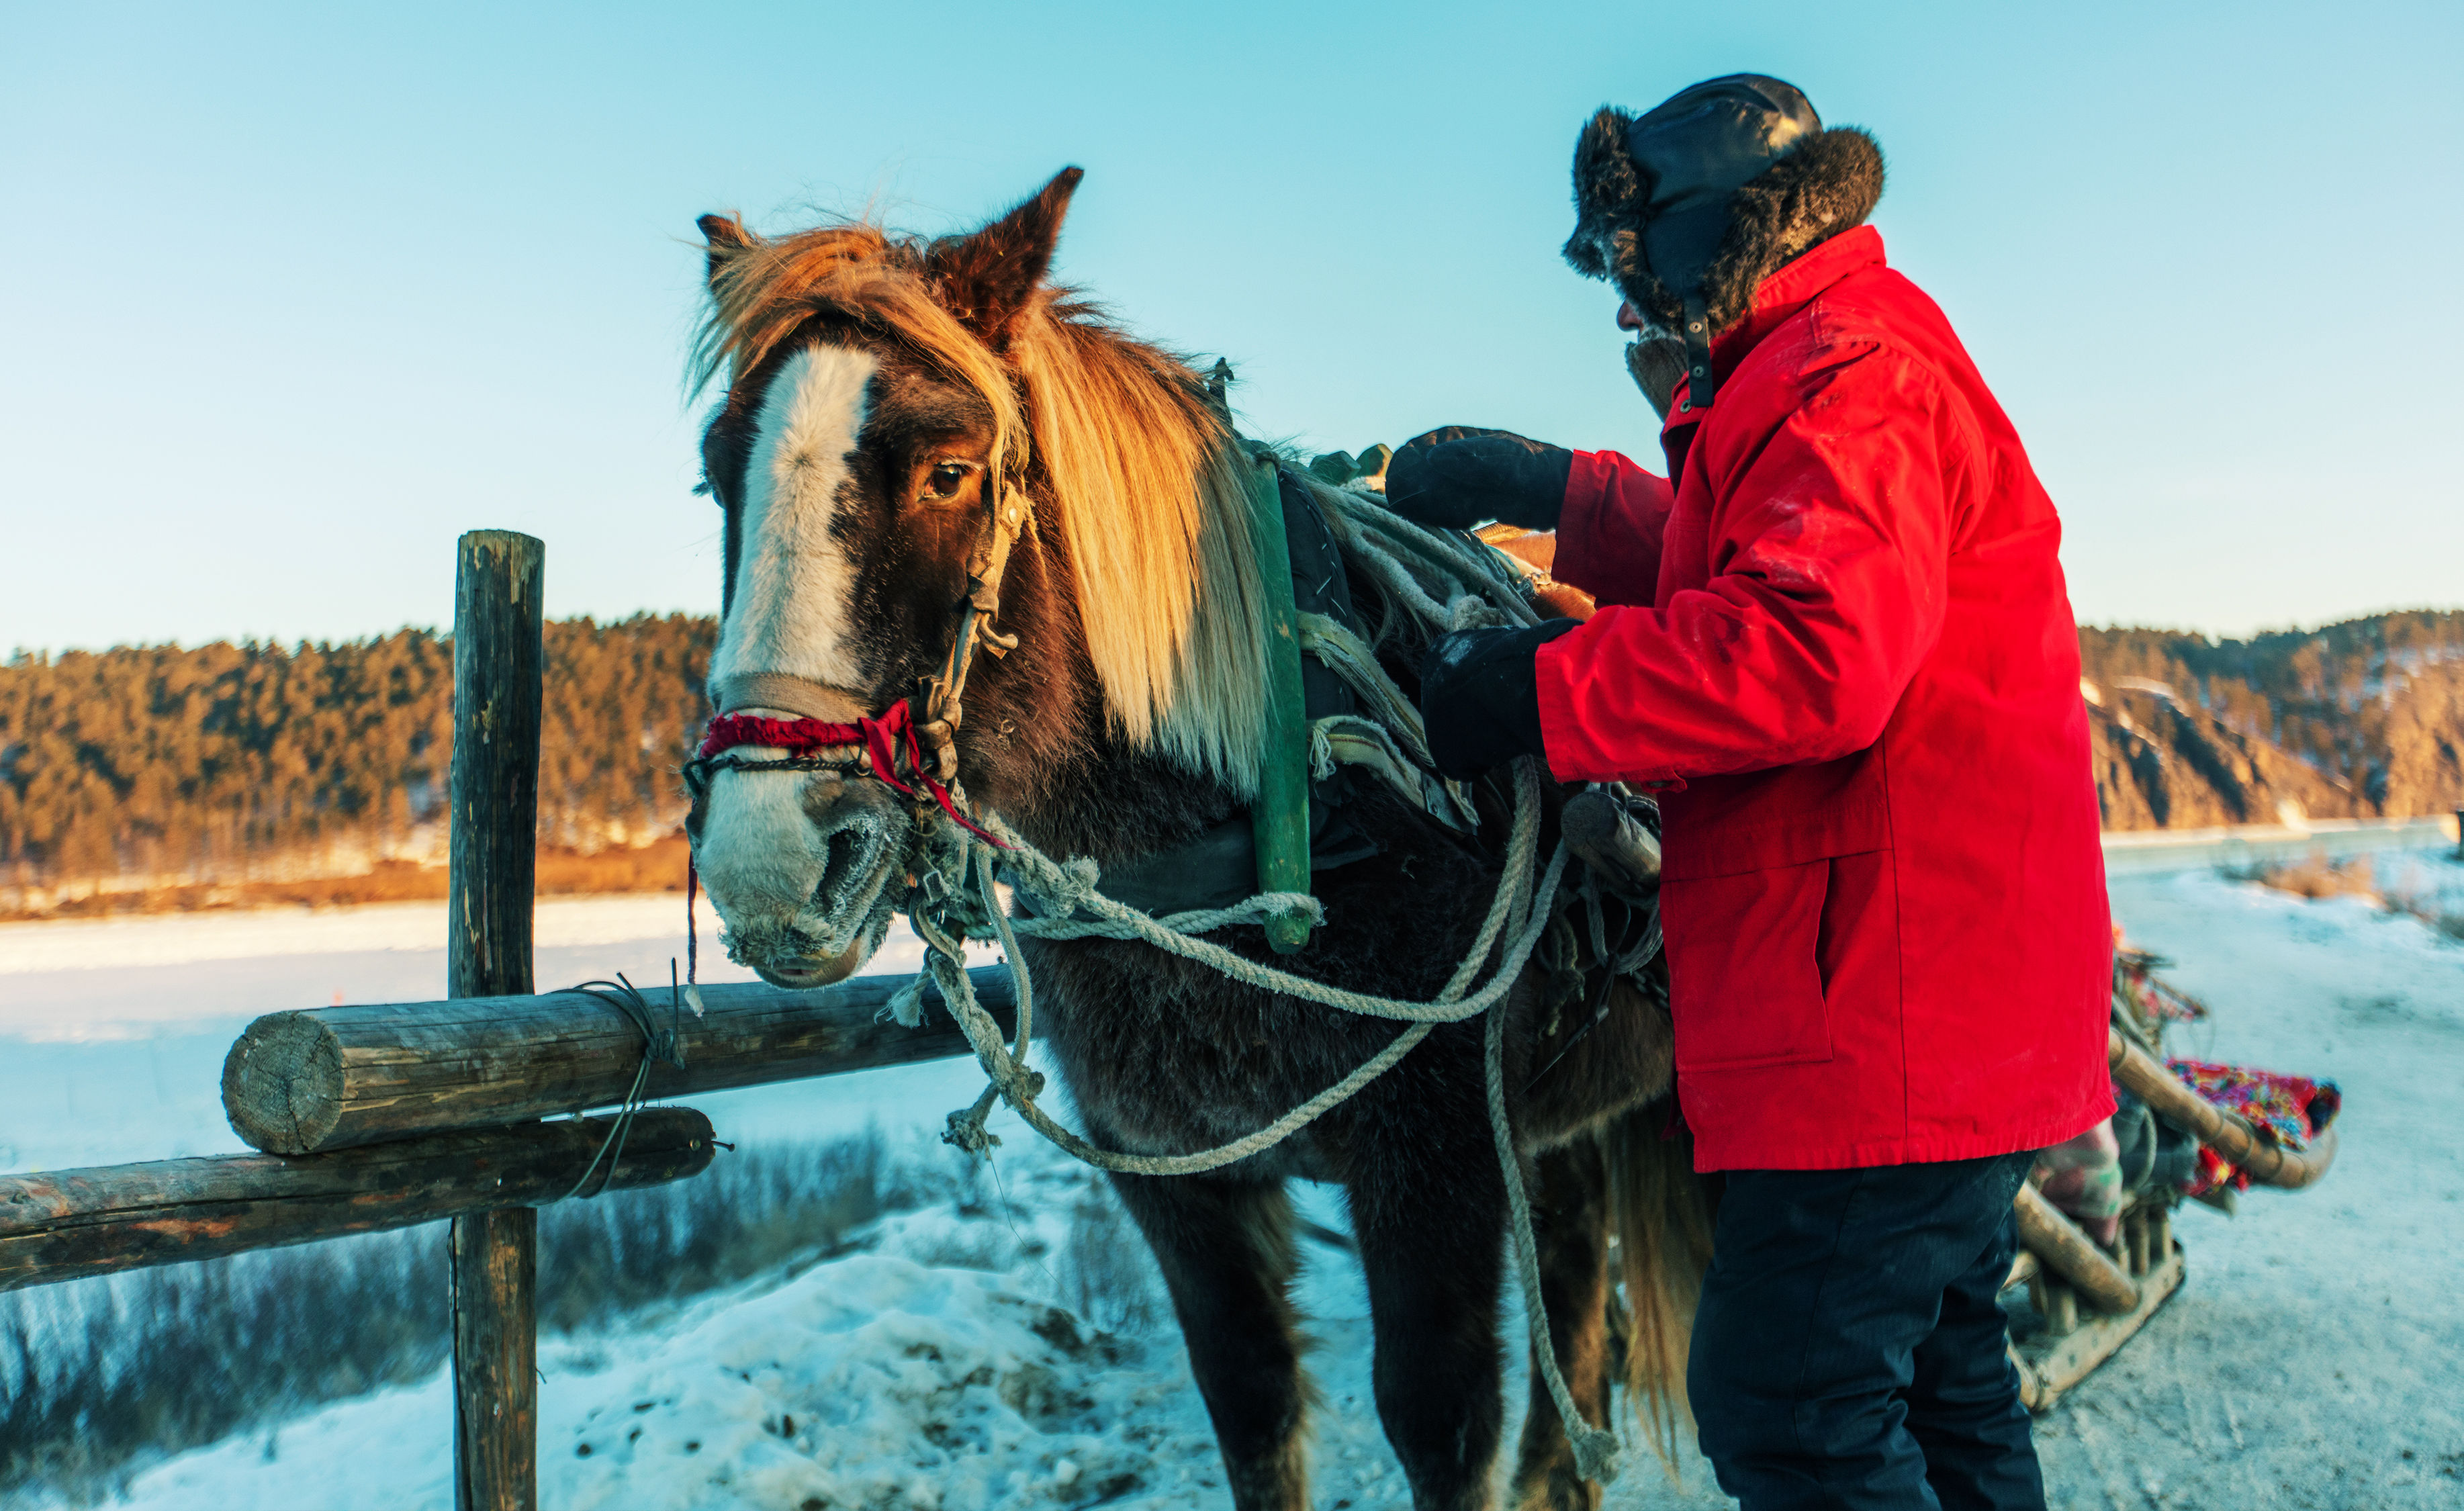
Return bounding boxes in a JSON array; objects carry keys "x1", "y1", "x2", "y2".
[{"x1": 2169, "y1": 1059, "x2": 2342, "y2": 1195}]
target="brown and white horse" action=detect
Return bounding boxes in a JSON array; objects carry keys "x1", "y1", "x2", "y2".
[{"x1": 682, "y1": 167, "x2": 1711, "y2": 1511}]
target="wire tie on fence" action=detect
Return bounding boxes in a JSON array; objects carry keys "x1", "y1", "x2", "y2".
[{"x1": 551, "y1": 971, "x2": 689, "y2": 1202}]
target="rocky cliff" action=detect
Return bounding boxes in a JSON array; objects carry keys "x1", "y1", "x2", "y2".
[{"x1": 2080, "y1": 612, "x2": 2464, "y2": 830}]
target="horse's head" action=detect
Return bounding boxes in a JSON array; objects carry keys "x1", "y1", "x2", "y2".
[{"x1": 684, "y1": 169, "x2": 1269, "y2": 987}]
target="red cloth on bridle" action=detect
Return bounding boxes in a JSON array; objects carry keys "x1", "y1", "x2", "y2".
[{"x1": 696, "y1": 702, "x2": 1007, "y2": 848}]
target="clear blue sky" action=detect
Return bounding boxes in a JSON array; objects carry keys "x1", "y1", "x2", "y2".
[{"x1": 5, "y1": 1, "x2": 2457, "y2": 652}]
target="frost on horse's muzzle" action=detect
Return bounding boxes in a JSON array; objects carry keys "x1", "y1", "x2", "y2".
[{"x1": 690, "y1": 770, "x2": 907, "y2": 989}]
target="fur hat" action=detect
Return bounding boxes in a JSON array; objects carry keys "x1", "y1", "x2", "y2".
[{"x1": 1562, "y1": 75, "x2": 1883, "y2": 404}]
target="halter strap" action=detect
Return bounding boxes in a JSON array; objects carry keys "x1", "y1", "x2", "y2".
[
  {"x1": 912, "y1": 485, "x2": 1032, "y2": 779},
  {"x1": 695, "y1": 702, "x2": 1007, "y2": 848},
  {"x1": 704, "y1": 671, "x2": 860, "y2": 724}
]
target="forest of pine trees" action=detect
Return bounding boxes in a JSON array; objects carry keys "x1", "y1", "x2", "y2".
[
  {"x1": 5, "y1": 608, "x2": 2461, "y2": 915},
  {"x1": 0, "y1": 615, "x2": 713, "y2": 913}
]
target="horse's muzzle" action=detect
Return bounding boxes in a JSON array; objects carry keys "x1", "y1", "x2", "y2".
[{"x1": 687, "y1": 769, "x2": 907, "y2": 989}]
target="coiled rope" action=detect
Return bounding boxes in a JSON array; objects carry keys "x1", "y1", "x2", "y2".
[
  {"x1": 549, "y1": 967, "x2": 690, "y2": 1202},
  {"x1": 895, "y1": 756, "x2": 1618, "y2": 1478}
]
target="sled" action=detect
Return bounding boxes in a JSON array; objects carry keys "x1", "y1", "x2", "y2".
[{"x1": 1995, "y1": 949, "x2": 2340, "y2": 1410}]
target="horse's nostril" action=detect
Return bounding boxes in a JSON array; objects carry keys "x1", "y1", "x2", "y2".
[{"x1": 821, "y1": 827, "x2": 862, "y2": 884}]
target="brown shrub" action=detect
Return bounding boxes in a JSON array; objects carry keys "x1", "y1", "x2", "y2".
[{"x1": 2250, "y1": 854, "x2": 2381, "y2": 903}]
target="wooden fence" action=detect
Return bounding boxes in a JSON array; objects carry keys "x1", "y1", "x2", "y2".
[{"x1": 0, "y1": 532, "x2": 1009, "y2": 1511}]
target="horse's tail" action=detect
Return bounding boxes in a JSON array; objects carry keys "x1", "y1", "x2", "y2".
[{"x1": 1601, "y1": 1099, "x2": 1717, "y2": 1466}]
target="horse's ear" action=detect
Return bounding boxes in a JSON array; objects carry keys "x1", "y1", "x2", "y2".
[
  {"x1": 927, "y1": 167, "x2": 1083, "y2": 345},
  {"x1": 698, "y1": 213, "x2": 756, "y2": 287}
]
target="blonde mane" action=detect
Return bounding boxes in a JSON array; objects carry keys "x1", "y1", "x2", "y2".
[{"x1": 692, "y1": 220, "x2": 1268, "y2": 796}]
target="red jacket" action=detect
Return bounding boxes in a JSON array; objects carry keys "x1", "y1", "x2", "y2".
[{"x1": 1535, "y1": 227, "x2": 2113, "y2": 1172}]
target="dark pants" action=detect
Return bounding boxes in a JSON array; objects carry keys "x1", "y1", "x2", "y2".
[{"x1": 1688, "y1": 1150, "x2": 2045, "y2": 1510}]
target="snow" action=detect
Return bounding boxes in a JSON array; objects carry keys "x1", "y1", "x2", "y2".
[
  {"x1": 9, "y1": 850, "x2": 2464, "y2": 1508},
  {"x1": 0, "y1": 895, "x2": 980, "y2": 1172},
  {"x1": 60, "y1": 1140, "x2": 1518, "y2": 1511},
  {"x1": 2018, "y1": 864, "x2": 2464, "y2": 1507},
  {"x1": 89, "y1": 1241, "x2": 1223, "y2": 1511},
  {"x1": 2373, "y1": 845, "x2": 2464, "y2": 920}
]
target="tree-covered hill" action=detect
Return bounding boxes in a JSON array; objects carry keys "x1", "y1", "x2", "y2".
[
  {"x1": 0, "y1": 615, "x2": 712, "y2": 914},
  {"x1": 5, "y1": 608, "x2": 2459, "y2": 915}
]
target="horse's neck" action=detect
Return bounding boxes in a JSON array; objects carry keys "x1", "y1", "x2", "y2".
[
  {"x1": 1004, "y1": 733, "x2": 1243, "y2": 868},
  {"x1": 962, "y1": 535, "x2": 1244, "y2": 868}
]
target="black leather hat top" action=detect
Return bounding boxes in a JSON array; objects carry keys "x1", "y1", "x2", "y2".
[
  {"x1": 1631, "y1": 75, "x2": 1821, "y2": 304},
  {"x1": 1629, "y1": 75, "x2": 1821, "y2": 218}
]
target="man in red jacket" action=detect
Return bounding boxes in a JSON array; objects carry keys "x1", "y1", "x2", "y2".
[{"x1": 1391, "y1": 77, "x2": 2113, "y2": 1509}]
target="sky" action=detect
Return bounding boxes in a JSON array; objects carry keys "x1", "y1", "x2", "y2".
[{"x1": 3, "y1": 1, "x2": 2459, "y2": 653}]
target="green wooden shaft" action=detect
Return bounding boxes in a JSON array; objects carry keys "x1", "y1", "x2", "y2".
[{"x1": 1243, "y1": 453, "x2": 1314, "y2": 952}]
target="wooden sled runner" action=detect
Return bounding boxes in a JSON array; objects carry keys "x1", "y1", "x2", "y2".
[
  {"x1": 2004, "y1": 1177, "x2": 2187, "y2": 1411},
  {"x1": 1994, "y1": 952, "x2": 2340, "y2": 1411}
]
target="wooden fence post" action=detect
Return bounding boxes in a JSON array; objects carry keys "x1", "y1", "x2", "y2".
[{"x1": 448, "y1": 530, "x2": 544, "y2": 1511}]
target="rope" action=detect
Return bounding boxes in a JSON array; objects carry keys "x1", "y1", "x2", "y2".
[
  {"x1": 702, "y1": 490, "x2": 1639, "y2": 1480},
  {"x1": 991, "y1": 761, "x2": 1554, "y2": 1025},
  {"x1": 550, "y1": 966, "x2": 690, "y2": 1202},
  {"x1": 909, "y1": 759, "x2": 1582, "y2": 1227},
  {"x1": 1314, "y1": 488, "x2": 1543, "y2": 635},
  {"x1": 1295, "y1": 613, "x2": 1436, "y2": 760},
  {"x1": 1488, "y1": 986, "x2": 1623, "y2": 1482}
]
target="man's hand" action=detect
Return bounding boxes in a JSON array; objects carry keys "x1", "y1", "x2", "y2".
[
  {"x1": 1418, "y1": 619, "x2": 1581, "y2": 780},
  {"x1": 1383, "y1": 427, "x2": 1575, "y2": 533}
]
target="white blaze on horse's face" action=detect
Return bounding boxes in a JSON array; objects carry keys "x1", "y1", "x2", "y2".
[
  {"x1": 695, "y1": 342, "x2": 907, "y2": 989},
  {"x1": 708, "y1": 345, "x2": 879, "y2": 696}
]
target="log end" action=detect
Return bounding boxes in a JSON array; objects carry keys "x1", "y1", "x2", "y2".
[{"x1": 223, "y1": 1013, "x2": 346, "y2": 1155}]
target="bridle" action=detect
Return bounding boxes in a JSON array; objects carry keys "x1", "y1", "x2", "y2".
[
  {"x1": 686, "y1": 430, "x2": 1038, "y2": 851},
  {"x1": 684, "y1": 702, "x2": 1003, "y2": 846}
]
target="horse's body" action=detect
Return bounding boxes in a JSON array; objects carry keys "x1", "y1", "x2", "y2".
[{"x1": 682, "y1": 168, "x2": 1714, "y2": 1510}]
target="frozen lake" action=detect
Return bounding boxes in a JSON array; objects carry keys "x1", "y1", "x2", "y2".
[{"x1": 0, "y1": 894, "x2": 1003, "y2": 1176}]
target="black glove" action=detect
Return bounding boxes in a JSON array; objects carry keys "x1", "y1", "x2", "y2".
[
  {"x1": 1383, "y1": 427, "x2": 1574, "y2": 533},
  {"x1": 1418, "y1": 619, "x2": 1581, "y2": 780}
]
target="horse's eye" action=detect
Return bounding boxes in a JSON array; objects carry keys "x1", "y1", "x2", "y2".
[{"x1": 923, "y1": 462, "x2": 970, "y2": 500}]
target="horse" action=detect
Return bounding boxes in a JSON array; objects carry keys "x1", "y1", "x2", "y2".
[{"x1": 679, "y1": 165, "x2": 1715, "y2": 1511}]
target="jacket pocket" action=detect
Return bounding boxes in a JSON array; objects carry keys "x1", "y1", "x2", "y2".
[{"x1": 1661, "y1": 853, "x2": 1848, "y2": 1072}]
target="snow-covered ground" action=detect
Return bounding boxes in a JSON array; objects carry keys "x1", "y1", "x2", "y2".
[
  {"x1": 2019, "y1": 864, "x2": 2464, "y2": 1508},
  {"x1": 7, "y1": 855, "x2": 2463, "y2": 1508},
  {"x1": 0, "y1": 893, "x2": 987, "y2": 1173},
  {"x1": 2373, "y1": 845, "x2": 2464, "y2": 921}
]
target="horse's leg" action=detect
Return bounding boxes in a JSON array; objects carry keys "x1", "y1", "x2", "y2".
[
  {"x1": 1507, "y1": 1138, "x2": 1614, "y2": 1511},
  {"x1": 1108, "y1": 1171, "x2": 1313, "y2": 1511},
  {"x1": 1351, "y1": 1130, "x2": 1510, "y2": 1511}
]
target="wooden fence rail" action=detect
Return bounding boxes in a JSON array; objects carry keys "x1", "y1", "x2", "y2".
[
  {"x1": 0, "y1": 1109, "x2": 716, "y2": 1292},
  {"x1": 224, "y1": 967, "x2": 1020, "y2": 1155}
]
